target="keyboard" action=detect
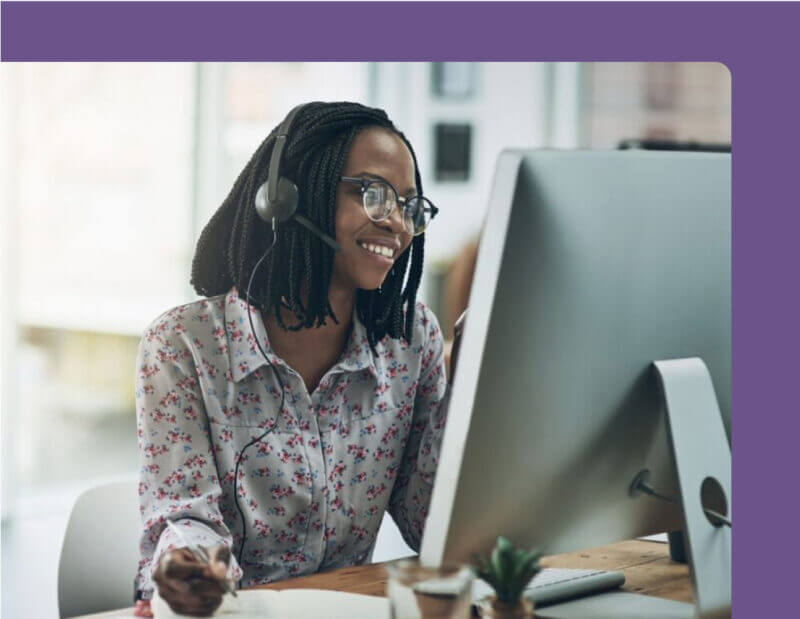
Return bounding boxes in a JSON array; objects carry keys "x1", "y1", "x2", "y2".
[{"x1": 472, "y1": 567, "x2": 626, "y2": 609}]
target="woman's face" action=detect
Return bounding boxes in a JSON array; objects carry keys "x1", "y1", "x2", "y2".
[{"x1": 331, "y1": 127, "x2": 415, "y2": 292}]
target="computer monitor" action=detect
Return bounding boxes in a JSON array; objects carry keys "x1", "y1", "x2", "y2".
[{"x1": 420, "y1": 150, "x2": 730, "y2": 613}]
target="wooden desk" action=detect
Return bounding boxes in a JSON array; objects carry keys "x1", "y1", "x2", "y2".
[
  {"x1": 258, "y1": 539, "x2": 692, "y2": 604},
  {"x1": 79, "y1": 540, "x2": 691, "y2": 617}
]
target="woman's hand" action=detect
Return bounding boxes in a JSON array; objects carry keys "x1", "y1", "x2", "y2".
[
  {"x1": 133, "y1": 599, "x2": 153, "y2": 617},
  {"x1": 449, "y1": 310, "x2": 467, "y2": 385},
  {"x1": 152, "y1": 545, "x2": 231, "y2": 617}
]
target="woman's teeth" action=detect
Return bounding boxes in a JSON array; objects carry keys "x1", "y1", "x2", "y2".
[{"x1": 359, "y1": 242, "x2": 394, "y2": 259}]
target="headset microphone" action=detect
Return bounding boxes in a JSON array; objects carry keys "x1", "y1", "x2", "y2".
[
  {"x1": 254, "y1": 103, "x2": 341, "y2": 252},
  {"x1": 255, "y1": 184, "x2": 340, "y2": 252}
]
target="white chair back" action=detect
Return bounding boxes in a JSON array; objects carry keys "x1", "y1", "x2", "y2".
[{"x1": 58, "y1": 480, "x2": 140, "y2": 618}]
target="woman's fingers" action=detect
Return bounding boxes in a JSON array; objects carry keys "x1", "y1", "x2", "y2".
[
  {"x1": 168, "y1": 598, "x2": 222, "y2": 618},
  {"x1": 154, "y1": 546, "x2": 229, "y2": 617},
  {"x1": 206, "y1": 545, "x2": 231, "y2": 581},
  {"x1": 159, "y1": 582, "x2": 224, "y2": 617},
  {"x1": 155, "y1": 575, "x2": 190, "y2": 598},
  {"x1": 189, "y1": 575, "x2": 226, "y2": 598},
  {"x1": 133, "y1": 600, "x2": 153, "y2": 618},
  {"x1": 158, "y1": 573, "x2": 223, "y2": 599},
  {"x1": 159, "y1": 548, "x2": 208, "y2": 582},
  {"x1": 209, "y1": 544, "x2": 232, "y2": 566}
]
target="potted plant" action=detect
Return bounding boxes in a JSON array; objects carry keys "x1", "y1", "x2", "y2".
[{"x1": 474, "y1": 536, "x2": 542, "y2": 618}]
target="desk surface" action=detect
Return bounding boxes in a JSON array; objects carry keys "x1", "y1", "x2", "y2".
[
  {"x1": 258, "y1": 539, "x2": 692, "y2": 604},
  {"x1": 80, "y1": 539, "x2": 691, "y2": 617}
]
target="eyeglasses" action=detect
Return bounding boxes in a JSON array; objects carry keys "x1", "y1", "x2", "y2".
[{"x1": 340, "y1": 176, "x2": 439, "y2": 236}]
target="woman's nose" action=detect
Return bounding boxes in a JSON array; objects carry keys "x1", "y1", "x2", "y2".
[{"x1": 377, "y1": 206, "x2": 407, "y2": 235}]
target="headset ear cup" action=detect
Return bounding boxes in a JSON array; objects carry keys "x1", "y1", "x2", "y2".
[
  {"x1": 254, "y1": 182, "x2": 271, "y2": 222},
  {"x1": 255, "y1": 178, "x2": 299, "y2": 223},
  {"x1": 273, "y1": 177, "x2": 299, "y2": 222}
]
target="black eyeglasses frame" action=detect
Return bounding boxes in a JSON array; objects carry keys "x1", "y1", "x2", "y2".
[{"x1": 339, "y1": 176, "x2": 439, "y2": 235}]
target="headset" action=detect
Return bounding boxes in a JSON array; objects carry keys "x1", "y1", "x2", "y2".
[
  {"x1": 254, "y1": 103, "x2": 341, "y2": 252},
  {"x1": 230, "y1": 103, "x2": 342, "y2": 569}
]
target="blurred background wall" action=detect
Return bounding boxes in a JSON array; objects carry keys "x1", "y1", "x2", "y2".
[{"x1": 0, "y1": 62, "x2": 730, "y2": 617}]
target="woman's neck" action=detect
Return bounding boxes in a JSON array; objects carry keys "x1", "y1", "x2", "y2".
[{"x1": 263, "y1": 282, "x2": 357, "y2": 392}]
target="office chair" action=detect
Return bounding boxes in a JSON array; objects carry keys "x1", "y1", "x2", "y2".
[
  {"x1": 58, "y1": 479, "x2": 140, "y2": 618},
  {"x1": 57, "y1": 481, "x2": 413, "y2": 616}
]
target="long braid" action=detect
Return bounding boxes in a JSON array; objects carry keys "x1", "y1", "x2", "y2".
[
  {"x1": 322, "y1": 130, "x2": 358, "y2": 326},
  {"x1": 398, "y1": 142, "x2": 426, "y2": 342},
  {"x1": 389, "y1": 250, "x2": 408, "y2": 318},
  {"x1": 304, "y1": 145, "x2": 328, "y2": 328},
  {"x1": 403, "y1": 235, "x2": 425, "y2": 342},
  {"x1": 286, "y1": 222, "x2": 300, "y2": 318}
]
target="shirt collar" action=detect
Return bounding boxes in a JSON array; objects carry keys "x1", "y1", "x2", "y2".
[
  {"x1": 224, "y1": 288, "x2": 378, "y2": 383},
  {"x1": 225, "y1": 288, "x2": 283, "y2": 382},
  {"x1": 333, "y1": 309, "x2": 378, "y2": 377}
]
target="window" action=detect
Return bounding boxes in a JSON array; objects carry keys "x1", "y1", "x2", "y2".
[
  {"x1": 7, "y1": 63, "x2": 195, "y2": 489},
  {"x1": 582, "y1": 63, "x2": 731, "y2": 148}
]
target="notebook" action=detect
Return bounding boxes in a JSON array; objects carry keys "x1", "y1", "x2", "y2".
[{"x1": 152, "y1": 588, "x2": 390, "y2": 619}]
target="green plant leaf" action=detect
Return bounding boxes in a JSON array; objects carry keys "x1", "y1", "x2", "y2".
[
  {"x1": 523, "y1": 553, "x2": 542, "y2": 577},
  {"x1": 506, "y1": 549, "x2": 542, "y2": 602},
  {"x1": 507, "y1": 560, "x2": 529, "y2": 599},
  {"x1": 497, "y1": 537, "x2": 513, "y2": 554},
  {"x1": 474, "y1": 553, "x2": 500, "y2": 595},
  {"x1": 501, "y1": 538, "x2": 518, "y2": 597},
  {"x1": 490, "y1": 546, "x2": 507, "y2": 598},
  {"x1": 473, "y1": 539, "x2": 542, "y2": 603}
]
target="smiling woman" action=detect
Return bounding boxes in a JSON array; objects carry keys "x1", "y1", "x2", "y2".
[{"x1": 133, "y1": 101, "x2": 458, "y2": 617}]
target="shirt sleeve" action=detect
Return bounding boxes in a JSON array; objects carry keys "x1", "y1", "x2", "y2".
[
  {"x1": 133, "y1": 316, "x2": 243, "y2": 601},
  {"x1": 387, "y1": 305, "x2": 450, "y2": 551}
]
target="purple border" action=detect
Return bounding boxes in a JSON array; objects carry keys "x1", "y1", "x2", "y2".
[
  {"x1": 0, "y1": 1, "x2": 773, "y2": 62},
  {"x1": 3, "y1": 1, "x2": 797, "y2": 616}
]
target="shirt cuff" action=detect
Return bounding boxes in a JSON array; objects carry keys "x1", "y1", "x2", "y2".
[{"x1": 140, "y1": 518, "x2": 243, "y2": 599}]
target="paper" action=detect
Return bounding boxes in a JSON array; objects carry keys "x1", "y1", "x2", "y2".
[{"x1": 153, "y1": 588, "x2": 390, "y2": 619}]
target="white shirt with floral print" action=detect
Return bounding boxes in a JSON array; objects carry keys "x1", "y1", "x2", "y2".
[{"x1": 133, "y1": 288, "x2": 449, "y2": 600}]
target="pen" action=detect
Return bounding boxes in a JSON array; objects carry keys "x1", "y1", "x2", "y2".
[{"x1": 165, "y1": 519, "x2": 238, "y2": 598}]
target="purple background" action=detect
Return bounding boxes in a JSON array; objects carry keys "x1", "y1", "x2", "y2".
[{"x1": 2, "y1": 2, "x2": 797, "y2": 616}]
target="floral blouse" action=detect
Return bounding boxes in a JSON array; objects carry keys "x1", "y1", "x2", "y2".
[{"x1": 133, "y1": 288, "x2": 449, "y2": 600}]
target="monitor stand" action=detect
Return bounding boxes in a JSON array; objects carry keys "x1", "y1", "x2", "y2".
[
  {"x1": 654, "y1": 357, "x2": 731, "y2": 619},
  {"x1": 537, "y1": 357, "x2": 731, "y2": 619}
]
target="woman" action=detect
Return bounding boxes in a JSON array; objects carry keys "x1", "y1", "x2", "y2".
[{"x1": 133, "y1": 102, "x2": 463, "y2": 616}]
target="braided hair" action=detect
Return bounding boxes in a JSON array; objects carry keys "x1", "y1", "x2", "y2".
[{"x1": 190, "y1": 101, "x2": 426, "y2": 349}]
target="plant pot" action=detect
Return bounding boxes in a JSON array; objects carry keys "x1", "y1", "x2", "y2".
[{"x1": 478, "y1": 596, "x2": 535, "y2": 618}]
